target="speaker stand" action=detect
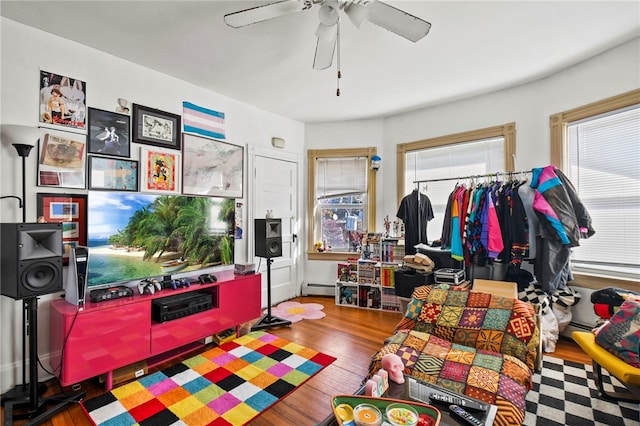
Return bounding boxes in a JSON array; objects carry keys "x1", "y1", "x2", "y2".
[
  {"x1": 2, "y1": 296, "x2": 85, "y2": 426},
  {"x1": 1, "y1": 301, "x2": 47, "y2": 405},
  {"x1": 251, "y1": 258, "x2": 291, "y2": 331}
]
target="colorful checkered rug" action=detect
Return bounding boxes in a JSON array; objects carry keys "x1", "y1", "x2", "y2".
[
  {"x1": 82, "y1": 331, "x2": 336, "y2": 425},
  {"x1": 524, "y1": 355, "x2": 639, "y2": 426}
]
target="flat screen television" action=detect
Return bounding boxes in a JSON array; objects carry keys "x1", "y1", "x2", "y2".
[{"x1": 86, "y1": 191, "x2": 235, "y2": 288}]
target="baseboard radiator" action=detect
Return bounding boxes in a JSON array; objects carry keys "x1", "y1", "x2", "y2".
[
  {"x1": 302, "y1": 282, "x2": 335, "y2": 297},
  {"x1": 561, "y1": 286, "x2": 597, "y2": 337}
]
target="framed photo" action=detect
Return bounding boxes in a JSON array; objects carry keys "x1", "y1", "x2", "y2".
[
  {"x1": 37, "y1": 193, "x2": 87, "y2": 264},
  {"x1": 132, "y1": 104, "x2": 181, "y2": 149},
  {"x1": 38, "y1": 132, "x2": 86, "y2": 189},
  {"x1": 88, "y1": 155, "x2": 138, "y2": 191},
  {"x1": 39, "y1": 70, "x2": 86, "y2": 133},
  {"x1": 140, "y1": 147, "x2": 180, "y2": 194},
  {"x1": 87, "y1": 107, "x2": 131, "y2": 157},
  {"x1": 182, "y1": 134, "x2": 244, "y2": 198}
]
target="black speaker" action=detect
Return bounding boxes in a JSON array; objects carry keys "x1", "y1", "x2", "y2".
[
  {"x1": 255, "y1": 218, "x2": 282, "y2": 258},
  {"x1": 65, "y1": 246, "x2": 89, "y2": 307},
  {"x1": 1, "y1": 222, "x2": 63, "y2": 300}
]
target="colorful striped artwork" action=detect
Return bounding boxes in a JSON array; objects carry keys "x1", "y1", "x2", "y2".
[{"x1": 182, "y1": 101, "x2": 226, "y2": 140}]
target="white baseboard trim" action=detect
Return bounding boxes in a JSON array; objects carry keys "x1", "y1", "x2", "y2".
[
  {"x1": 301, "y1": 282, "x2": 335, "y2": 297},
  {"x1": 1, "y1": 354, "x2": 55, "y2": 395}
]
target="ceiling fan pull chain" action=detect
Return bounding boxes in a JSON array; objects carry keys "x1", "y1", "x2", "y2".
[{"x1": 336, "y1": 20, "x2": 341, "y2": 96}]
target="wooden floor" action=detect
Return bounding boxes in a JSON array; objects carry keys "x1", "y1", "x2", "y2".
[{"x1": 1, "y1": 295, "x2": 591, "y2": 425}]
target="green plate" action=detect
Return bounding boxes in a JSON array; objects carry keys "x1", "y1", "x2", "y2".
[{"x1": 331, "y1": 394, "x2": 441, "y2": 426}]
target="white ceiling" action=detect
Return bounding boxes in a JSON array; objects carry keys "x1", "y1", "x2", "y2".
[{"x1": 2, "y1": 1, "x2": 639, "y2": 123}]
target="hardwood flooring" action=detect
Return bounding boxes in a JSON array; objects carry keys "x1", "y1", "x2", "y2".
[{"x1": 1, "y1": 295, "x2": 591, "y2": 425}]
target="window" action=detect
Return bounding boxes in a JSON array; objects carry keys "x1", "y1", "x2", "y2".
[
  {"x1": 397, "y1": 123, "x2": 516, "y2": 242},
  {"x1": 307, "y1": 148, "x2": 377, "y2": 260},
  {"x1": 550, "y1": 89, "x2": 640, "y2": 290}
]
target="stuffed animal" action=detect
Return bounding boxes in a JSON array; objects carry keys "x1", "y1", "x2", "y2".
[{"x1": 381, "y1": 353, "x2": 405, "y2": 384}]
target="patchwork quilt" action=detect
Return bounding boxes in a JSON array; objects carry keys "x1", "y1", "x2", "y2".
[{"x1": 368, "y1": 284, "x2": 539, "y2": 426}]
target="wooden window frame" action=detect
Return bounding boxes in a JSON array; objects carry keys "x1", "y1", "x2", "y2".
[
  {"x1": 549, "y1": 89, "x2": 640, "y2": 293},
  {"x1": 396, "y1": 123, "x2": 516, "y2": 206},
  {"x1": 307, "y1": 147, "x2": 377, "y2": 261}
]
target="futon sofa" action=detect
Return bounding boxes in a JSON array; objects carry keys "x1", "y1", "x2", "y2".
[{"x1": 367, "y1": 284, "x2": 540, "y2": 426}]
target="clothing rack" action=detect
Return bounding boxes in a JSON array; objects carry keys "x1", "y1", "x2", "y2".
[
  {"x1": 413, "y1": 169, "x2": 532, "y2": 185},
  {"x1": 409, "y1": 169, "x2": 532, "y2": 252}
]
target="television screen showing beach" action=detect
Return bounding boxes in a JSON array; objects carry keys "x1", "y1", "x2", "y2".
[{"x1": 87, "y1": 191, "x2": 235, "y2": 287}]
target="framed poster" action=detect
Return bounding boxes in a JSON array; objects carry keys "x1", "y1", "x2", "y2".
[
  {"x1": 140, "y1": 147, "x2": 180, "y2": 194},
  {"x1": 87, "y1": 107, "x2": 131, "y2": 157},
  {"x1": 88, "y1": 155, "x2": 138, "y2": 191},
  {"x1": 39, "y1": 70, "x2": 86, "y2": 133},
  {"x1": 182, "y1": 134, "x2": 244, "y2": 198},
  {"x1": 132, "y1": 104, "x2": 181, "y2": 149},
  {"x1": 37, "y1": 193, "x2": 87, "y2": 264},
  {"x1": 38, "y1": 133, "x2": 86, "y2": 189}
]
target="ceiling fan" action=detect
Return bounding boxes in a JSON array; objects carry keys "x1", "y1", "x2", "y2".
[{"x1": 224, "y1": 0, "x2": 431, "y2": 71}]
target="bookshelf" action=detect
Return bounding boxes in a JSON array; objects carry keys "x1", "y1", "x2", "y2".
[{"x1": 335, "y1": 238, "x2": 404, "y2": 312}]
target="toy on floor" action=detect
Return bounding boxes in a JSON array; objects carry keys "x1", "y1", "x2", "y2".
[{"x1": 382, "y1": 353, "x2": 405, "y2": 384}]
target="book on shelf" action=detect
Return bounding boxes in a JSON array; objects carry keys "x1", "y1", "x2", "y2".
[{"x1": 381, "y1": 266, "x2": 396, "y2": 287}]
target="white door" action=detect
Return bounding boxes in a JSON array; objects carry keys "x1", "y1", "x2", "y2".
[{"x1": 253, "y1": 153, "x2": 298, "y2": 307}]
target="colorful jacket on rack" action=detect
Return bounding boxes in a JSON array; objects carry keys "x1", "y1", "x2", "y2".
[
  {"x1": 466, "y1": 185, "x2": 488, "y2": 260},
  {"x1": 486, "y1": 186, "x2": 504, "y2": 259},
  {"x1": 530, "y1": 165, "x2": 595, "y2": 246}
]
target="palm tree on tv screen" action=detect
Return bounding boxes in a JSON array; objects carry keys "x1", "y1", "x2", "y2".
[{"x1": 110, "y1": 196, "x2": 233, "y2": 266}]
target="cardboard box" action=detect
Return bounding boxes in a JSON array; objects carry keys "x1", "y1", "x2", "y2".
[
  {"x1": 99, "y1": 360, "x2": 148, "y2": 386},
  {"x1": 213, "y1": 328, "x2": 236, "y2": 345},
  {"x1": 472, "y1": 279, "x2": 518, "y2": 299}
]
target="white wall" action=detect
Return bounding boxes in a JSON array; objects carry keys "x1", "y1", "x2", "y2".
[
  {"x1": 0, "y1": 18, "x2": 304, "y2": 393},
  {"x1": 304, "y1": 37, "x2": 640, "y2": 293},
  {"x1": 2, "y1": 15, "x2": 639, "y2": 393}
]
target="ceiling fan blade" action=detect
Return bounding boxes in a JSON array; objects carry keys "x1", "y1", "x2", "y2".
[
  {"x1": 313, "y1": 30, "x2": 337, "y2": 70},
  {"x1": 367, "y1": 1, "x2": 431, "y2": 42},
  {"x1": 224, "y1": 0, "x2": 310, "y2": 28}
]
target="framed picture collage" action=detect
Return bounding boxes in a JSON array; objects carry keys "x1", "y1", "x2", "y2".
[{"x1": 36, "y1": 69, "x2": 245, "y2": 249}]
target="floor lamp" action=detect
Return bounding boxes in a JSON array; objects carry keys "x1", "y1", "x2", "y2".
[{"x1": 0, "y1": 125, "x2": 85, "y2": 424}]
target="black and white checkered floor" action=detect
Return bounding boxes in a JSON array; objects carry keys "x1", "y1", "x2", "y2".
[{"x1": 524, "y1": 356, "x2": 640, "y2": 426}]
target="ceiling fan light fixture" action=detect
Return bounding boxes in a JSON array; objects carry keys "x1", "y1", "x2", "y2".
[
  {"x1": 315, "y1": 22, "x2": 337, "y2": 42},
  {"x1": 345, "y1": 2, "x2": 370, "y2": 28},
  {"x1": 318, "y1": 1, "x2": 339, "y2": 26}
]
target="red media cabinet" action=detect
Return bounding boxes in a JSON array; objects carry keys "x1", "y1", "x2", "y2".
[{"x1": 49, "y1": 270, "x2": 261, "y2": 390}]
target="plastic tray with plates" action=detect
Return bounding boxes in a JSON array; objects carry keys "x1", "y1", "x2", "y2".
[{"x1": 332, "y1": 395, "x2": 441, "y2": 426}]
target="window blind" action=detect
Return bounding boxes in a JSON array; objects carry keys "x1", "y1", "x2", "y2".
[
  {"x1": 316, "y1": 157, "x2": 368, "y2": 199},
  {"x1": 567, "y1": 105, "x2": 640, "y2": 278},
  {"x1": 404, "y1": 137, "x2": 505, "y2": 241}
]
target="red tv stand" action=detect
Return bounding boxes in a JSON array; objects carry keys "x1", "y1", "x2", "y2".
[{"x1": 49, "y1": 270, "x2": 261, "y2": 390}]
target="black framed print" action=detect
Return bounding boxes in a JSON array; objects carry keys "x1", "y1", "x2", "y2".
[
  {"x1": 88, "y1": 155, "x2": 138, "y2": 191},
  {"x1": 87, "y1": 107, "x2": 131, "y2": 157},
  {"x1": 132, "y1": 104, "x2": 181, "y2": 150}
]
